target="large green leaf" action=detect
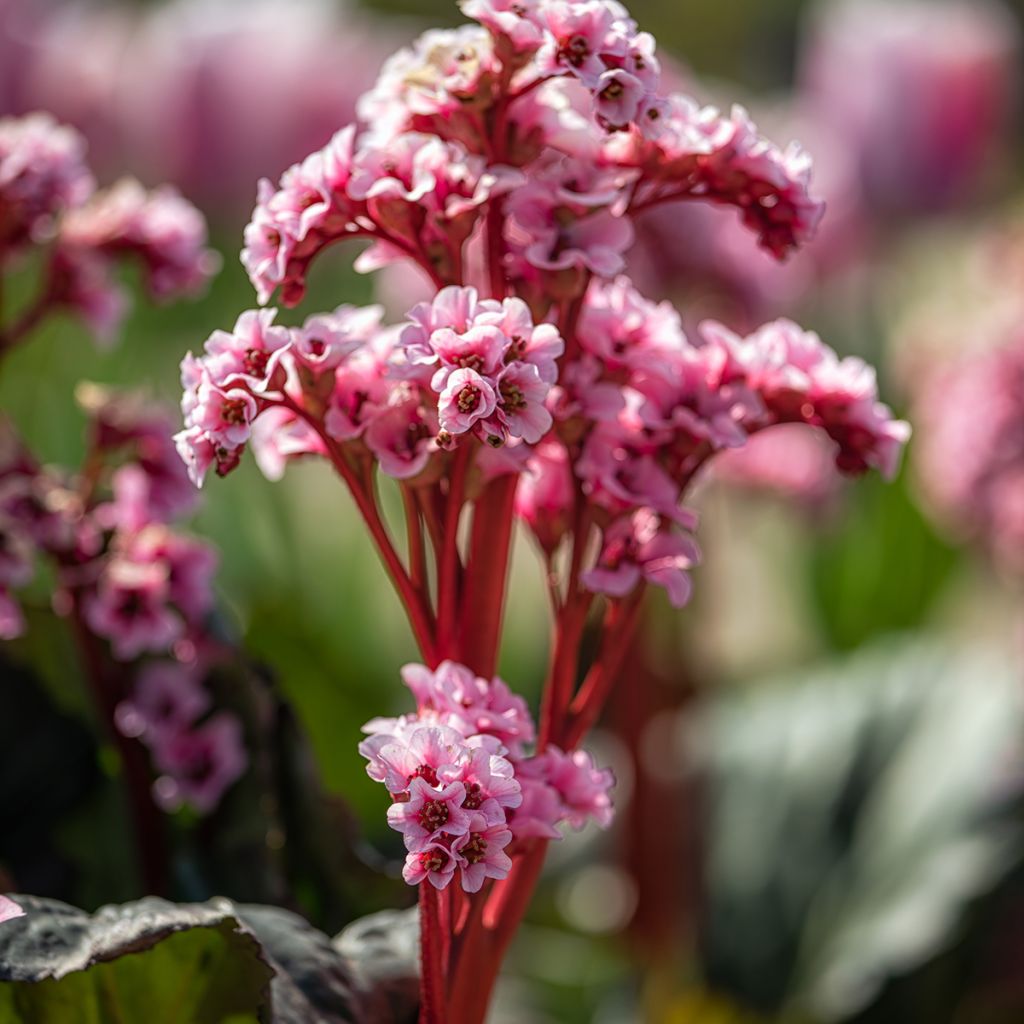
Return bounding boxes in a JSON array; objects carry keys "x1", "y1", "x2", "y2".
[
  {"x1": 0, "y1": 896, "x2": 419, "y2": 1024},
  {"x1": 695, "y1": 639, "x2": 1024, "y2": 1022}
]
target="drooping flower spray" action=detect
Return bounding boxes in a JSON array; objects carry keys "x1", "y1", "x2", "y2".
[{"x1": 177, "y1": 2, "x2": 909, "y2": 1019}]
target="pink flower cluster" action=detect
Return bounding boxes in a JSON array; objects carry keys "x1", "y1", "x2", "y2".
[
  {"x1": 360, "y1": 661, "x2": 613, "y2": 891},
  {"x1": 915, "y1": 333, "x2": 1024, "y2": 573},
  {"x1": 0, "y1": 389, "x2": 216, "y2": 659},
  {"x1": 178, "y1": 0, "x2": 911, "y2": 892},
  {"x1": 0, "y1": 112, "x2": 93, "y2": 250},
  {"x1": 176, "y1": 288, "x2": 567, "y2": 484},
  {"x1": 240, "y1": 1, "x2": 823, "y2": 315},
  {"x1": 116, "y1": 661, "x2": 247, "y2": 815},
  {"x1": 515, "y1": 277, "x2": 908, "y2": 605},
  {"x1": 0, "y1": 113, "x2": 216, "y2": 345}
]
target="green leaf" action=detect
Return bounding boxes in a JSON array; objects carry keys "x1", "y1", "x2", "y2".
[
  {"x1": 695, "y1": 639, "x2": 1024, "y2": 1021},
  {"x1": 0, "y1": 896, "x2": 420, "y2": 1024},
  {"x1": 0, "y1": 897, "x2": 271, "y2": 1024}
]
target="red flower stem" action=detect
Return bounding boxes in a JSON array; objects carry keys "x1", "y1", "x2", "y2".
[
  {"x1": 562, "y1": 589, "x2": 645, "y2": 749},
  {"x1": 437, "y1": 445, "x2": 472, "y2": 661},
  {"x1": 419, "y1": 885, "x2": 446, "y2": 1024},
  {"x1": 457, "y1": 474, "x2": 518, "y2": 679},
  {"x1": 276, "y1": 398, "x2": 438, "y2": 662},
  {"x1": 402, "y1": 484, "x2": 429, "y2": 594}
]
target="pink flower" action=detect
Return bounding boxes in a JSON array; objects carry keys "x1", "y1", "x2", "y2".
[
  {"x1": 0, "y1": 112, "x2": 93, "y2": 251},
  {"x1": 115, "y1": 660, "x2": 211, "y2": 743},
  {"x1": 800, "y1": 0, "x2": 1019, "y2": 214},
  {"x1": 515, "y1": 438, "x2": 574, "y2": 552},
  {"x1": 191, "y1": 380, "x2": 259, "y2": 449},
  {"x1": 495, "y1": 362, "x2": 553, "y2": 443},
  {"x1": 539, "y1": 745, "x2": 615, "y2": 829},
  {"x1": 150, "y1": 712, "x2": 247, "y2": 815},
  {"x1": 439, "y1": 744, "x2": 523, "y2": 819},
  {"x1": 386, "y1": 776, "x2": 473, "y2": 848},
  {"x1": 0, "y1": 895, "x2": 24, "y2": 925},
  {"x1": 201, "y1": 308, "x2": 292, "y2": 392},
  {"x1": 358, "y1": 26, "x2": 500, "y2": 146},
  {"x1": 83, "y1": 556, "x2": 181, "y2": 661},
  {"x1": 536, "y1": 2, "x2": 628, "y2": 88},
  {"x1": 403, "y1": 842, "x2": 459, "y2": 889},
  {"x1": 324, "y1": 328, "x2": 395, "y2": 441},
  {"x1": 249, "y1": 406, "x2": 325, "y2": 482},
  {"x1": 504, "y1": 160, "x2": 635, "y2": 278},
  {"x1": 507, "y1": 774, "x2": 563, "y2": 839},
  {"x1": 582, "y1": 507, "x2": 700, "y2": 608},
  {"x1": 364, "y1": 387, "x2": 435, "y2": 480},
  {"x1": 460, "y1": 0, "x2": 545, "y2": 52},
  {"x1": 124, "y1": 526, "x2": 217, "y2": 626},
  {"x1": 293, "y1": 305, "x2": 383, "y2": 373},
  {"x1": 453, "y1": 817, "x2": 513, "y2": 892},
  {"x1": 914, "y1": 334, "x2": 1024, "y2": 571},
  {"x1": 609, "y1": 97, "x2": 825, "y2": 259},
  {"x1": 241, "y1": 126, "x2": 358, "y2": 306},
  {"x1": 594, "y1": 68, "x2": 647, "y2": 131},
  {"x1": 59, "y1": 178, "x2": 218, "y2": 301},
  {"x1": 362, "y1": 724, "x2": 469, "y2": 795},
  {"x1": 401, "y1": 661, "x2": 536, "y2": 752},
  {"x1": 438, "y1": 367, "x2": 499, "y2": 436},
  {"x1": 174, "y1": 426, "x2": 240, "y2": 488}
]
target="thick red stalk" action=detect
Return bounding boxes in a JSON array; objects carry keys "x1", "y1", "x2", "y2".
[
  {"x1": 457, "y1": 474, "x2": 518, "y2": 679},
  {"x1": 562, "y1": 590, "x2": 645, "y2": 749},
  {"x1": 419, "y1": 885, "x2": 446, "y2": 1024},
  {"x1": 278, "y1": 397, "x2": 438, "y2": 663},
  {"x1": 438, "y1": 445, "x2": 472, "y2": 661}
]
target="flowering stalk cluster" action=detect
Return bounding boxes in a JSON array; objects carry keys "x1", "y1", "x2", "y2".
[
  {"x1": 0, "y1": 113, "x2": 241, "y2": 888},
  {"x1": 0, "y1": 387, "x2": 245, "y2": 822},
  {"x1": 0, "y1": 112, "x2": 218, "y2": 350},
  {"x1": 177, "y1": 2, "x2": 909, "y2": 1020}
]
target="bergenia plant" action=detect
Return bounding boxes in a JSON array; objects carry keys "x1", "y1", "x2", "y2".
[
  {"x1": 176, "y1": 2, "x2": 910, "y2": 1019},
  {"x1": 0, "y1": 113, "x2": 245, "y2": 890}
]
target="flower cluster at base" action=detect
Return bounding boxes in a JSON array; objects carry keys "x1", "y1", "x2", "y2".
[
  {"x1": 0, "y1": 389, "x2": 245, "y2": 816},
  {"x1": 116, "y1": 660, "x2": 247, "y2": 815},
  {"x1": 360, "y1": 661, "x2": 613, "y2": 892},
  {"x1": 0, "y1": 113, "x2": 217, "y2": 345}
]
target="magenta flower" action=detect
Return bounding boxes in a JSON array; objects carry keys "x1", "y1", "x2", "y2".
[
  {"x1": 293, "y1": 305, "x2": 383, "y2": 373},
  {"x1": 515, "y1": 439, "x2": 574, "y2": 553},
  {"x1": 582, "y1": 507, "x2": 700, "y2": 608},
  {"x1": 438, "y1": 367, "x2": 499, "y2": 436},
  {"x1": 453, "y1": 816, "x2": 513, "y2": 893},
  {"x1": 201, "y1": 308, "x2": 292, "y2": 393},
  {"x1": 150, "y1": 712, "x2": 247, "y2": 815},
  {"x1": 363, "y1": 724, "x2": 469, "y2": 795},
  {"x1": 403, "y1": 842, "x2": 459, "y2": 890},
  {"x1": 538, "y1": 745, "x2": 615, "y2": 829},
  {"x1": 115, "y1": 660, "x2": 211, "y2": 743},
  {"x1": 0, "y1": 112, "x2": 93, "y2": 251},
  {"x1": 83, "y1": 557, "x2": 180, "y2": 661},
  {"x1": 459, "y1": 0, "x2": 545, "y2": 51},
  {"x1": 387, "y1": 776, "x2": 473, "y2": 848}
]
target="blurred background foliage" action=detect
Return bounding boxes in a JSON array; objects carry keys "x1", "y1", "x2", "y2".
[{"x1": 2, "y1": 0, "x2": 1024, "y2": 1021}]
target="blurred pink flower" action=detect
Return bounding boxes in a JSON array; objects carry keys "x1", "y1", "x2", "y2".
[
  {"x1": 151, "y1": 711, "x2": 247, "y2": 814},
  {"x1": 915, "y1": 332, "x2": 1024, "y2": 572},
  {"x1": 2, "y1": 0, "x2": 393, "y2": 221},
  {"x1": 800, "y1": 0, "x2": 1020, "y2": 215}
]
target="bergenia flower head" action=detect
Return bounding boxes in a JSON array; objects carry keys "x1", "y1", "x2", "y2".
[{"x1": 174, "y1": 0, "x2": 910, "y2": 921}]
